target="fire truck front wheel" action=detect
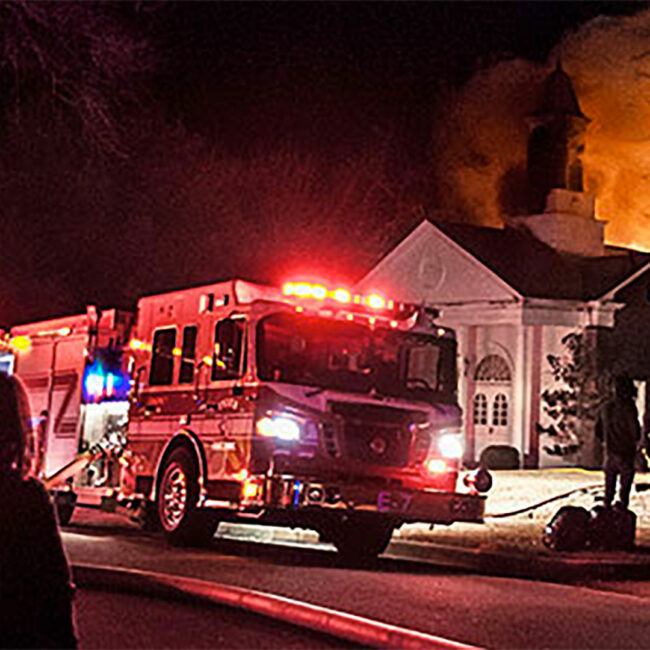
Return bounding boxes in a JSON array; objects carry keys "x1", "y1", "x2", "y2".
[
  {"x1": 327, "y1": 515, "x2": 395, "y2": 560},
  {"x1": 157, "y1": 448, "x2": 218, "y2": 547}
]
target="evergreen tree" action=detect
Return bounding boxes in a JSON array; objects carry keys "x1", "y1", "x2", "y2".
[{"x1": 537, "y1": 331, "x2": 609, "y2": 463}]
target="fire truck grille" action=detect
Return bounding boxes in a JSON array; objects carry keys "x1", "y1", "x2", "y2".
[
  {"x1": 322, "y1": 422, "x2": 340, "y2": 458},
  {"x1": 329, "y1": 402, "x2": 412, "y2": 467}
]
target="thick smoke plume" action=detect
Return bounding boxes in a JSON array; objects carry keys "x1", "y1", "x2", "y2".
[{"x1": 432, "y1": 9, "x2": 650, "y2": 251}]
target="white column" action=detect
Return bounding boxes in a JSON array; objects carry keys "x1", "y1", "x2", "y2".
[{"x1": 513, "y1": 323, "x2": 528, "y2": 467}]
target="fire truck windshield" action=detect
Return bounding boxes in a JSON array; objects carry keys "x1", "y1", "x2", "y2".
[{"x1": 256, "y1": 312, "x2": 457, "y2": 404}]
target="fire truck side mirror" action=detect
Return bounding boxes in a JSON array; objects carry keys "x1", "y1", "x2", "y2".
[
  {"x1": 130, "y1": 366, "x2": 146, "y2": 406},
  {"x1": 194, "y1": 359, "x2": 208, "y2": 404}
]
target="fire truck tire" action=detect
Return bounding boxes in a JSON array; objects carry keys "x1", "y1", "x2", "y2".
[
  {"x1": 329, "y1": 516, "x2": 394, "y2": 560},
  {"x1": 158, "y1": 448, "x2": 218, "y2": 547}
]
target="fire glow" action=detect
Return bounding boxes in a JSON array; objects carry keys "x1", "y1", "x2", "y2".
[{"x1": 431, "y1": 8, "x2": 650, "y2": 252}]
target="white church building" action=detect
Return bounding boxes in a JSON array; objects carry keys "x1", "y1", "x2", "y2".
[{"x1": 356, "y1": 63, "x2": 650, "y2": 468}]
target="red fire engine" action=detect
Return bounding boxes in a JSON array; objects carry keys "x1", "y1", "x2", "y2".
[{"x1": 7, "y1": 278, "x2": 491, "y2": 558}]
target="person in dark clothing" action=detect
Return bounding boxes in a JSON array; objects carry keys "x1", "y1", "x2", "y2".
[
  {"x1": 595, "y1": 375, "x2": 641, "y2": 508},
  {"x1": 0, "y1": 372, "x2": 77, "y2": 649}
]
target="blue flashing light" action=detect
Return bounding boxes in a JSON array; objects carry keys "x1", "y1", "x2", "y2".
[
  {"x1": 82, "y1": 354, "x2": 130, "y2": 404},
  {"x1": 292, "y1": 480, "x2": 302, "y2": 508}
]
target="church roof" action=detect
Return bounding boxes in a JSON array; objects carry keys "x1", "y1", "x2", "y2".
[
  {"x1": 433, "y1": 221, "x2": 650, "y2": 301},
  {"x1": 225, "y1": 217, "x2": 649, "y2": 306}
]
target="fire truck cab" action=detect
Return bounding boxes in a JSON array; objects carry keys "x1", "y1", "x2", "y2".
[{"x1": 125, "y1": 279, "x2": 489, "y2": 556}]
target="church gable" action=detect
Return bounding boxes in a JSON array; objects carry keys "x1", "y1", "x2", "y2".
[{"x1": 356, "y1": 221, "x2": 519, "y2": 305}]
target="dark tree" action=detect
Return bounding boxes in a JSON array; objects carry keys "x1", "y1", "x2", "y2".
[
  {"x1": 0, "y1": 1, "x2": 155, "y2": 155},
  {"x1": 537, "y1": 331, "x2": 609, "y2": 466}
]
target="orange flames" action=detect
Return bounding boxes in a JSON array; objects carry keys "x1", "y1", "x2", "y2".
[{"x1": 432, "y1": 9, "x2": 650, "y2": 252}]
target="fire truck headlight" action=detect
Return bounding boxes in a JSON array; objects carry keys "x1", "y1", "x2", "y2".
[
  {"x1": 256, "y1": 415, "x2": 301, "y2": 441},
  {"x1": 438, "y1": 433, "x2": 464, "y2": 459}
]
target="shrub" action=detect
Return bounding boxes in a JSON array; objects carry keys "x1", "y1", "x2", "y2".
[{"x1": 479, "y1": 445, "x2": 520, "y2": 470}]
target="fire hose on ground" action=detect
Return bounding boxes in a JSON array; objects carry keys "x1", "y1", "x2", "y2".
[{"x1": 485, "y1": 448, "x2": 650, "y2": 519}]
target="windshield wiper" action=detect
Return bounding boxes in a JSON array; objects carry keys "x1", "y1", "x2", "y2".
[
  {"x1": 306, "y1": 381, "x2": 376, "y2": 398},
  {"x1": 406, "y1": 377, "x2": 434, "y2": 391}
]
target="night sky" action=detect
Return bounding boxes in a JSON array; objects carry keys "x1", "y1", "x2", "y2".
[
  {"x1": 158, "y1": 2, "x2": 639, "y2": 158},
  {"x1": 0, "y1": 1, "x2": 646, "y2": 326}
]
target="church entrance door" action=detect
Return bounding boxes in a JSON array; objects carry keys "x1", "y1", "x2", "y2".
[{"x1": 472, "y1": 355, "x2": 513, "y2": 460}]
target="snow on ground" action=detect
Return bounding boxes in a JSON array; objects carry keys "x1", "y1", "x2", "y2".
[{"x1": 397, "y1": 470, "x2": 650, "y2": 552}]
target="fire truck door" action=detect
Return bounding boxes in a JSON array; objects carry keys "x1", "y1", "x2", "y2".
[{"x1": 201, "y1": 316, "x2": 252, "y2": 479}]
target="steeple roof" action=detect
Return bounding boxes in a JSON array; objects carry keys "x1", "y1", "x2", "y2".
[{"x1": 538, "y1": 60, "x2": 587, "y2": 119}]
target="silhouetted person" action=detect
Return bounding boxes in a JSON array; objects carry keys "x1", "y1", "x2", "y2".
[
  {"x1": 0, "y1": 372, "x2": 77, "y2": 648},
  {"x1": 595, "y1": 375, "x2": 641, "y2": 509}
]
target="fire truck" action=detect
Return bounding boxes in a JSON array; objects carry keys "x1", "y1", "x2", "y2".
[{"x1": 8, "y1": 279, "x2": 491, "y2": 558}]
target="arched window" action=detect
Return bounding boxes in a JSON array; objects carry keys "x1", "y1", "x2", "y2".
[
  {"x1": 473, "y1": 393, "x2": 488, "y2": 425},
  {"x1": 492, "y1": 393, "x2": 509, "y2": 427},
  {"x1": 475, "y1": 355, "x2": 511, "y2": 382}
]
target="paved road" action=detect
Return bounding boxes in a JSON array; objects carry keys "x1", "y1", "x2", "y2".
[
  {"x1": 76, "y1": 588, "x2": 356, "y2": 649},
  {"x1": 62, "y1": 512, "x2": 650, "y2": 649}
]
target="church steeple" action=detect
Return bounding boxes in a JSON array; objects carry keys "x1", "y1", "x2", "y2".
[
  {"x1": 526, "y1": 60, "x2": 589, "y2": 213},
  {"x1": 539, "y1": 59, "x2": 586, "y2": 119},
  {"x1": 509, "y1": 62, "x2": 605, "y2": 257}
]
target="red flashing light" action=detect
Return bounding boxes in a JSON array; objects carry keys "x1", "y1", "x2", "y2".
[
  {"x1": 295, "y1": 283, "x2": 312, "y2": 297},
  {"x1": 311, "y1": 285, "x2": 327, "y2": 300},
  {"x1": 366, "y1": 294, "x2": 386, "y2": 310},
  {"x1": 333, "y1": 288, "x2": 351, "y2": 303}
]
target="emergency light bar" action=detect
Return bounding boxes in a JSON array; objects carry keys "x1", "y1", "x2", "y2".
[
  {"x1": 283, "y1": 282, "x2": 351, "y2": 303},
  {"x1": 1, "y1": 327, "x2": 74, "y2": 355},
  {"x1": 281, "y1": 280, "x2": 416, "y2": 319},
  {"x1": 123, "y1": 279, "x2": 449, "y2": 356}
]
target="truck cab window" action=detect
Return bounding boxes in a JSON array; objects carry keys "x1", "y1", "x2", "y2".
[
  {"x1": 405, "y1": 343, "x2": 441, "y2": 389},
  {"x1": 149, "y1": 328, "x2": 176, "y2": 386},
  {"x1": 178, "y1": 325, "x2": 197, "y2": 384},
  {"x1": 212, "y1": 319, "x2": 244, "y2": 380}
]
